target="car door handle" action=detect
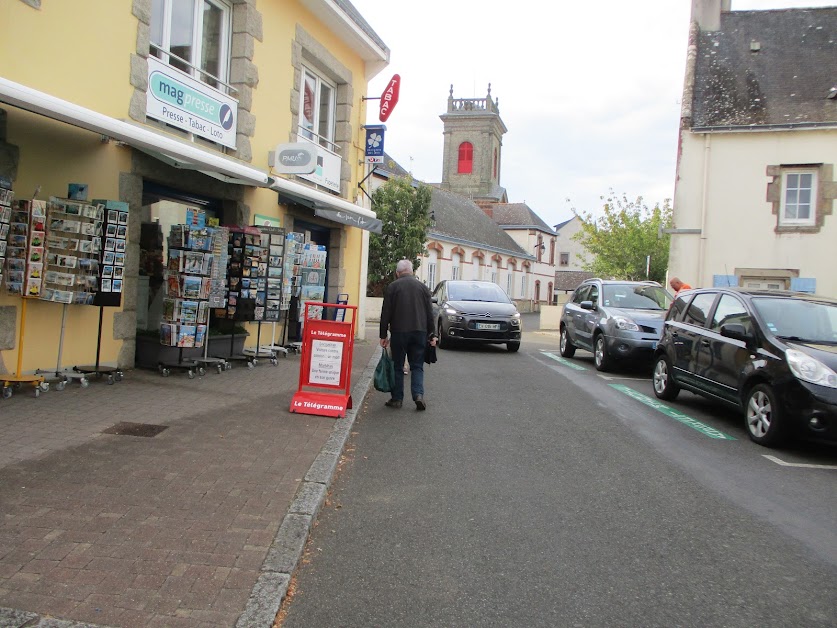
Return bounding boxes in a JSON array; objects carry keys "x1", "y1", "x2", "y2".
[{"x1": 701, "y1": 339, "x2": 711, "y2": 346}]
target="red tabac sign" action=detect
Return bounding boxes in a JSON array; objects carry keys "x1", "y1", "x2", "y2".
[{"x1": 379, "y1": 74, "x2": 400, "y2": 122}]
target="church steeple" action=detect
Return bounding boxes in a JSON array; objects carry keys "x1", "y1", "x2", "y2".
[{"x1": 440, "y1": 84, "x2": 508, "y2": 202}]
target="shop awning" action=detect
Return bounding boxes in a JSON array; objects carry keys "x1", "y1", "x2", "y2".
[
  {"x1": 0, "y1": 77, "x2": 382, "y2": 232},
  {"x1": 0, "y1": 77, "x2": 270, "y2": 187},
  {"x1": 269, "y1": 176, "x2": 382, "y2": 234}
]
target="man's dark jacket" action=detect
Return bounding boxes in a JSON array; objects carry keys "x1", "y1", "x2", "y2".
[{"x1": 379, "y1": 275, "x2": 434, "y2": 339}]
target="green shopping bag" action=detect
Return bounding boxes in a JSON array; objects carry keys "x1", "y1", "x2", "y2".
[{"x1": 373, "y1": 348, "x2": 396, "y2": 392}]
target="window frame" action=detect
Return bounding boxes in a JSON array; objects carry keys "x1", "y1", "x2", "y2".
[
  {"x1": 559, "y1": 252, "x2": 569, "y2": 267},
  {"x1": 779, "y1": 168, "x2": 817, "y2": 227},
  {"x1": 299, "y1": 66, "x2": 337, "y2": 151},
  {"x1": 457, "y1": 142, "x2": 473, "y2": 174},
  {"x1": 150, "y1": 0, "x2": 233, "y2": 90}
]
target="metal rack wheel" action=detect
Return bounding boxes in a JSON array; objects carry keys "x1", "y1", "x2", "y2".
[
  {"x1": 115, "y1": 371, "x2": 124, "y2": 382},
  {"x1": 107, "y1": 375, "x2": 115, "y2": 385},
  {"x1": 247, "y1": 361, "x2": 255, "y2": 369},
  {"x1": 2, "y1": 387, "x2": 12, "y2": 399},
  {"x1": 198, "y1": 367, "x2": 206, "y2": 377},
  {"x1": 34, "y1": 388, "x2": 40, "y2": 398},
  {"x1": 39, "y1": 382, "x2": 50, "y2": 392},
  {"x1": 187, "y1": 369, "x2": 195, "y2": 379},
  {"x1": 161, "y1": 368, "x2": 171, "y2": 377},
  {"x1": 271, "y1": 357, "x2": 278, "y2": 366},
  {"x1": 225, "y1": 362, "x2": 232, "y2": 371},
  {"x1": 216, "y1": 364, "x2": 224, "y2": 374},
  {"x1": 55, "y1": 381, "x2": 66, "y2": 392},
  {"x1": 80, "y1": 378, "x2": 89, "y2": 388}
]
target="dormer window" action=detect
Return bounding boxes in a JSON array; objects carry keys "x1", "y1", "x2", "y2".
[{"x1": 457, "y1": 142, "x2": 473, "y2": 174}]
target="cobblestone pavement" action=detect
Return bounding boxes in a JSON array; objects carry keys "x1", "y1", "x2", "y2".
[{"x1": 0, "y1": 331, "x2": 379, "y2": 628}]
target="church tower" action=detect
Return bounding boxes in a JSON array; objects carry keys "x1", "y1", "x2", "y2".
[{"x1": 440, "y1": 84, "x2": 508, "y2": 203}]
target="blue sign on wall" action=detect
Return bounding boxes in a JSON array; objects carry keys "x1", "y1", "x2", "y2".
[{"x1": 364, "y1": 125, "x2": 386, "y2": 164}]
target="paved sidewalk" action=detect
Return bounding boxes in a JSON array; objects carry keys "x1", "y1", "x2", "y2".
[{"x1": 0, "y1": 330, "x2": 381, "y2": 628}]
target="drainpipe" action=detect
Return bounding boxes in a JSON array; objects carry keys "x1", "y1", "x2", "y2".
[{"x1": 697, "y1": 133, "x2": 711, "y2": 287}]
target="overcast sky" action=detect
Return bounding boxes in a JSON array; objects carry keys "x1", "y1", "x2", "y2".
[{"x1": 349, "y1": 0, "x2": 835, "y2": 229}]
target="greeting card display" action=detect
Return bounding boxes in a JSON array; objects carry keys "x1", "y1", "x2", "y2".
[
  {"x1": 282, "y1": 232, "x2": 304, "y2": 311},
  {"x1": 160, "y1": 224, "x2": 226, "y2": 348},
  {"x1": 41, "y1": 197, "x2": 104, "y2": 305}
]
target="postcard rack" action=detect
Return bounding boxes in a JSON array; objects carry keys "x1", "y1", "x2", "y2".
[
  {"x1": 213, "y1": 226, "x2": 264, "y2": 369},
  {"x1": 1, "y1": 192, "x2": 47, "y2": 398},
  {"x1": 157, "y1": 224, "x2": 217, "y2": 378},
  {"x1": 242, "y1": 225, "x2": 287, "y2": 364},
  {"x1": 71, "y1": 199, "x2": 129, "y2": 385}
]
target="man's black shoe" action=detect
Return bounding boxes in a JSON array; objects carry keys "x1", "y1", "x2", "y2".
[
  {"x1": 385, "y1": 399, "x2": 402, "y2": 409},
  {"x1": 415, "y1": 396, "x2": 426, "y2": 411}
]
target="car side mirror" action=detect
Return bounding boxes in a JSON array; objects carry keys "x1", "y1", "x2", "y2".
[
  {"x1": 720, "y1": 323, "x2": 754, "y2": 345},
  {"x1": 580, "y1": 300, "x2": 595, "y2": 311}
]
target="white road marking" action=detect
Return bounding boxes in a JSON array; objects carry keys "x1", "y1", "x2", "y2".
[
  {"x1": 596, "y1": 374, "x2": 649, "y2": 382},
  {"x1": 763, "y1": 455, "x2": 837, "y2": 470}
]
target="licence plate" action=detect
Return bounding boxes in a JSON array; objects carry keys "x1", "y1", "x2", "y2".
[{"x1": 476, "y1": 322, "x2": 501, "y2": 330}]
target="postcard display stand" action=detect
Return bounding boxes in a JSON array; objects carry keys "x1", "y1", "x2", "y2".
[
  {"x1": 214, "y1": 226, "x2": 265, "y2": 368},
  {"x1": 242, "y1": 225, "x2": 287, "y2": 364},
  {"x1": 280, "y1": 232, "x2": 305, "y2": 353},
  {"x1": 159, "y1": 224, "x2": 223, "y2": 377},
  {"x1": 1, "y1": 195, "x2": 48, "y2": 398},
  {"x1": 47, "y1": 197, "x2": 128, "y2": 390}
]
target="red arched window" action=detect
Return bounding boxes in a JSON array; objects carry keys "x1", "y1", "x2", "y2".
[{"x1": 457, "y1": 142, "x2": 473, "y2": 174}]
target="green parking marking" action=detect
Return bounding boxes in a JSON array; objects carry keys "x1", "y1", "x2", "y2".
[
  {"x1": 610, "y1": 384, "x2": 736, "y2": 440},
  {"x1": 542, "y1": 351, "x2": 587, "y2": 371}
]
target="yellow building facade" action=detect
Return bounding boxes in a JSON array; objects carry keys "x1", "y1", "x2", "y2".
[{"x1": 0, "y1": 0, "x2": 388, "y2": 376}]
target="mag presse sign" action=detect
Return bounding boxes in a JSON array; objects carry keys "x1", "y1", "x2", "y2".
[{"x1": 146, "y1": 57, "x2": 238, "y2": 149}]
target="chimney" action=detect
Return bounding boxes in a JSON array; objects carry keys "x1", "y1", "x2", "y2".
[{"x1": 690, "y1": 0, "x2": 731, "y2": 32}]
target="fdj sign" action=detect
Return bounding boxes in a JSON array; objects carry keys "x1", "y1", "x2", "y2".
[{"x1": 146, "y1": 57, "x2": 237, "y2": 149}]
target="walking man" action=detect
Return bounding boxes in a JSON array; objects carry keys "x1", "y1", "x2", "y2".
[{"x1": 379, "y1": 259, "x2": 436, "y2": 411}]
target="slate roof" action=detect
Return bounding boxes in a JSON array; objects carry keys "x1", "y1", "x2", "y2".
[
  {"x1": 429, "y1": 187, "x2": 531, "y2": 258},
  {"x1": 554, "y1": 217, "x2": 575, "y2": 232},
  {"x1": 554, "y1": 270, "x2": 598, "y2": 291},
  {"x1": 481, "y1": 202, "x2": 556, "y2": 235},
  {"x1": 692, "y1": 8, "x2": 837, "y2": 128},
  {"x1": 373, "y1": 152, "x2": 411, "y2": 180}
]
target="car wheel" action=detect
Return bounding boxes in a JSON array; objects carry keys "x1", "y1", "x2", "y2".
[
  {"x1": 437, "y1": 319, "x2": 450, "y2": 350},
  {"x1": 594, "y1": 333, "x2": 611, "y2": 372},
  {"x1": 506, "y1": 341, "x2": 520, "y2": 352},
  {"x1": 745, "y1": 383, "x2": 788, "y2": 447},
  {"x1": 652, "y1": 355, "x2": 680, "y2": 400},
  {"x1": 559, "y1": 326, "x2": 576, "y2": 358}
]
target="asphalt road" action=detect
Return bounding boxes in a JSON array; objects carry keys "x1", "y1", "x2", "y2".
[{"x1": 279, "y1": 322, "x2": 837, "y2": 627}]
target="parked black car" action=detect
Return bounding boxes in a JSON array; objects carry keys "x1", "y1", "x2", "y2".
[
  {"x1": 431, "y1": 280, "x2": 522, "y2": 352},
  {"x1": 652, "y1": 287, "x2": 837, "y2": 447},
  {"x1": 560, "y1": 278, "x2": 673, "y2": 370}
]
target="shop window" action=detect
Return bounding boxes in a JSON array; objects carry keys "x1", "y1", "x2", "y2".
[
  {"x1": 457, "y1": 142, "x2": 473, "y2": 174},
  {"x1": 150, "y1": 0, "x2": 232, "y2": 91},
  {"x1": 299, "y1": 67, "x2": 336, "y2": 151}
]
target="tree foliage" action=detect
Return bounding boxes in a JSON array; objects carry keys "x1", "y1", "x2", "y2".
[
  {"x1": 572, "y1": 192, "x2": 673, "y2": 283},
  {"x1": 367, "y1": 176, "x2": 433, "y2": 296}
]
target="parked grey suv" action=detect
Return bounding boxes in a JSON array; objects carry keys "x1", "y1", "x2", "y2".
[{"x1": 560, "y1": 279, "x2": 673, "y2": 371}]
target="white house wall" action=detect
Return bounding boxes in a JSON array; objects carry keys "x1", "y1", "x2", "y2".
[{"x1": 672, "y1": 128, "x2": 837, "y2": 297}]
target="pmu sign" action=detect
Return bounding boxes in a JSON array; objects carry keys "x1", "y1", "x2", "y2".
[{"x1": 379, "y1": 74, "x2": 400, "y2": 122}]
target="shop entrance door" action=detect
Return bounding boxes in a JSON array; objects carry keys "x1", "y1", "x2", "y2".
[{"x1": 288, "y1": 221, "x2": 331, "y2": 339}]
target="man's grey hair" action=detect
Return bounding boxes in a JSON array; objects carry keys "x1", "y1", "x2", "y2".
[{"x1": 396, "y1": 259, "x2": 413, "y2": 276}]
